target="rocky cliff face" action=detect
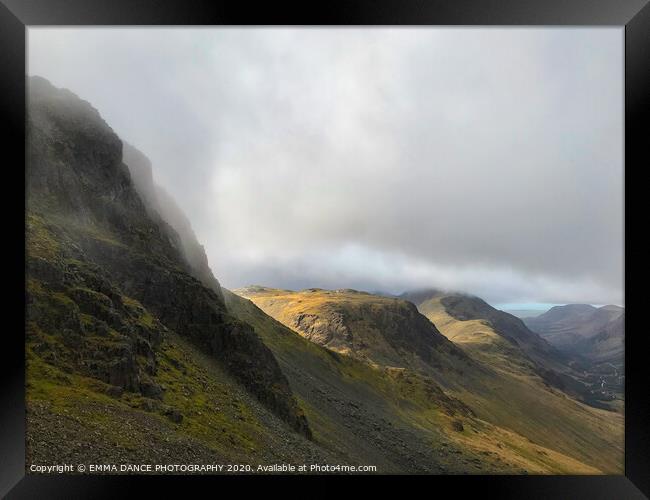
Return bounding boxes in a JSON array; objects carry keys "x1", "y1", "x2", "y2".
[
  {"x1": 26, "y1": 76, "x2": 309, "y2": 437},
  {"x1": 235, "y1": 287, "x2": 471, "y2": 380}
]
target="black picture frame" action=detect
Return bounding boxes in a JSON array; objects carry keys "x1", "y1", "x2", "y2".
[{"x1": 1, "y1": 1, "x2": 648, "y2": 497}]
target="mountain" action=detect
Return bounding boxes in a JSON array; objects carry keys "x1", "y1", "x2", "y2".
[
  {"x1": 409, "y1": 291, "x2": 564, "y2": 366},
  {"x1": 524, "y1": 304, "x2": 624, "y2": 365},
  {"x1": 572, "y1": 313, "x2": 624, "y2": 364},
  {"x1": 121, "y1": 142, "x2": 223, "y2": 300},
  {"x1": 402, "y1": 290, "x2": 589, "y2": 390},
  {"x1": 25, "y1": 76, "x2": 623, "y2": 474},
  {"x1": 226, "y1": 290, "x2": 606, "y2": 473},
  {"x1": 26, "y1": 76, "x2": 320, "y2": 466},
  {"x1": 403, "y1": 290, "x2": 625, "y2": 406},
  {"x1": 238, "y1": 286, "x2": 624, "y2": 473},
  {"x1": 234, "y1": 286, "x2": 471, "y2": 379},
  {"x1": 26, "y1": 77, "x2": 527, "y2": 472}
]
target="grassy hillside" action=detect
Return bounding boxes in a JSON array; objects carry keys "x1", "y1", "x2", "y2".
[
  {"x1": 410, "y1": 292, "x2": 624, "y2": 473},
  {"x1": 233, "y1": 287, "x2": 474, "y2": 382},
  {"x1": 27, "y1": 331, "x2": 333, "y2": 468},
  {"x1": 238, "y1": 287, "x2": 624, "y2": 473}
]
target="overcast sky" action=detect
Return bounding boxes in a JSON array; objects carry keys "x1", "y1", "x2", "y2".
[{"x1": 28, "y1": 28, "x2": 623, "y2": 306}]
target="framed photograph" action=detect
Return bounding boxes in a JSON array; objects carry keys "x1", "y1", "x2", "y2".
[{"x1": 1, "y1": 0, "x2": 647, "y2": 497}]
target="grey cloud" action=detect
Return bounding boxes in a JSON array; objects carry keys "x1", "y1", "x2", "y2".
[{"x1": 28, "y1": 27, "x2": 624, "y2": 305}]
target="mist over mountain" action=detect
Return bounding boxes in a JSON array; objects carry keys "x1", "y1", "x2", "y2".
[
  {"x1": 26, "y1": 77, "x2": 313, "y2": 464},
  {"x1": 28, "y1": 27, "x2": 624, "y2": 307},
  {"x1": 122, "y1": 142, "x2": 223, "y2": 300}
]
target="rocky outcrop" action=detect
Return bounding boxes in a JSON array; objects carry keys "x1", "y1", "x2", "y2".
[
  {"x1": 27, "y1": 216, "x2": 165, "y2": 397},
  {"x1": 26, "y1": 76, "x2": 309, "y2": 438},
  {"x1": 236, "y1": 287, "x2": 470, "y2": 376}
]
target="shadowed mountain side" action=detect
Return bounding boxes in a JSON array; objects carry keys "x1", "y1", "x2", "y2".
[
  {"x1": 122, "y1": 142, "x2": 223, "y2": 301},
  {"x1": 26, "y1": 76, "x2": 309, "y2": 442},
  {"x1": 572, "y1": 314, "x2": 624, "y2": 364}
]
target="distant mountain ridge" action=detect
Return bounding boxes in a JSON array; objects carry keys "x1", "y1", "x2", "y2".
[
  {"x1": 401, "y1": 290, "x2": 567, "y2": 369},
  {"x1": 401, "y1": 289, "x2": 622, "y2": 408},
  {"x1": 524, "y1": 304, "x2": 624, "y2": 365}
]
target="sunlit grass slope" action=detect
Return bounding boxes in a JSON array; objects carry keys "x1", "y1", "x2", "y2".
[
  {"x1": 237, "y1": 286, "x2": 623, "y2": 473},
  {"x1": 226, "y1": 289, "x2": 604, "y2": 473},
  {"x1": 413, "y1": 292, "x2": 624, "y2": 473}
]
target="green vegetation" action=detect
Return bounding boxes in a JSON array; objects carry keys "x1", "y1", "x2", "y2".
[
  {"x1": 224, "y1": 289, "x2": 607, "y2": 473},
  {"x1": 236, "y1": 287, "x2": 623, "y2": 473},
  {"x1": 27, "y1": 333, "x2": 327, "y2": 466},
  {"x1": 410, "y1": 293, "x2": 623, "y2": 473},
  {"x1": 26, "y1": 213, "x2": 328, "y2": 467}
]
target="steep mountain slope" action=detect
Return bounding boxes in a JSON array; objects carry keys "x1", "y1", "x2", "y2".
[
  {"x1": 572, "y1": 313, "x2": 624, "y2": 364},
  {"x1": 224, "y1": 290, "x2": 600, "y2": 473},
  {"x1": 524, "y1": 304, "x2": 624, "y2": 365},
  {"x1": 122, "y1": 142, "x2": 223, "y2": 299},
  {"x1": 404, "y1": 290, "x2": 610, "y2": 402},
  {"x1": 404, "y1": 291, "x2": 567, "y2": 370},
  {"x1": 240, "y1": 287, "x2": 623, "y2": 473},
  {"x1": 26, "y1": 76, "x2": 318, "y2": 465}
]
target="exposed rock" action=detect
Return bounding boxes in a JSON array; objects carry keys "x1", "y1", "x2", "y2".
[
  {"x1": 237, "y1": 287, "x2": 470, "y2": 376},
  {"x1": 105, "y1": 385, "x2": 124, "y2": 399},
  {"x1": 26, "y1": 76, "x2": 310, "y2": 438},
  {"x1": 163, "y1": 407, "x2": 184, "y2": 424}
]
